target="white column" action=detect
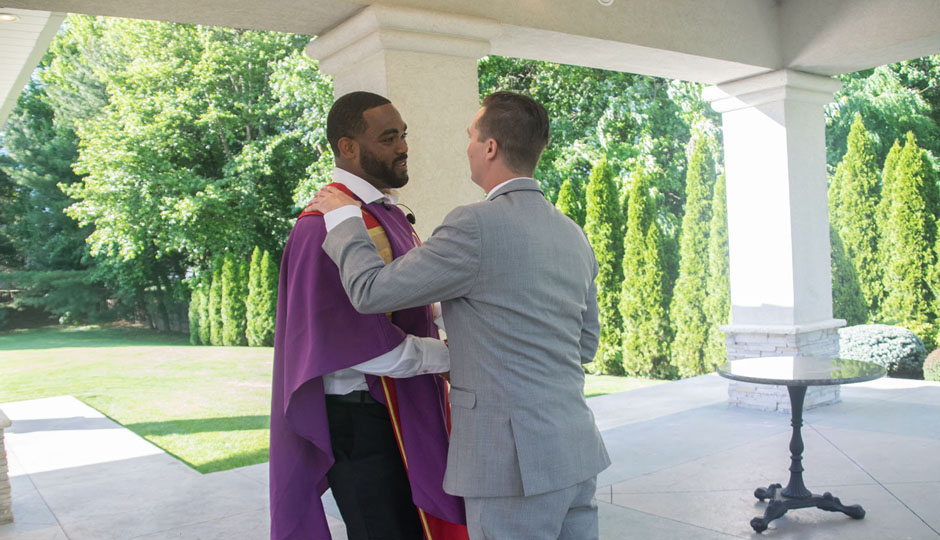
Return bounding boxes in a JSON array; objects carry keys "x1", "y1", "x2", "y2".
[
  {"x1": 705, "y1": 70, "x2": 845, "y2": 411},
  {"x1": 307, "y1": 6, "x2": 499, "y2": 238}
]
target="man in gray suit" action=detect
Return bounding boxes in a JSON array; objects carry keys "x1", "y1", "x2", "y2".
[{"x1": 309, "y1": 91, "x2": 610, "y2": 540}]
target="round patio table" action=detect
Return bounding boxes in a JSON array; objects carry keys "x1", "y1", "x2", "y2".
[{"x1": 718, "y1": 356, "x2": 886, "y2": 533}]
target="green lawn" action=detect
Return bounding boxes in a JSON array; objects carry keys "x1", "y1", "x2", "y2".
[{"x1": 0, "y1": 325, "x2": 662, "y2": 473}]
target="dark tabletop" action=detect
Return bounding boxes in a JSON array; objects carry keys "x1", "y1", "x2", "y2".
[{"x1": 718, "y1": 356, "x2": 886, "y2": 386}]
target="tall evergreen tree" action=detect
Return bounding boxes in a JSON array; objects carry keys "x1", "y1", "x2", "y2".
[
  {"x1": 704, "y1": 173, "x2": 731, "y2": 370},
  {"x1": 670, "y1": 136, "x2": 717, "y2": 377},
  {"x1": 197, "y1": 279, "x2": 211, "y2": 345},
  {"x1": 556, "y1": 179, "x2": 585, "y2": 227},
  {"x1": 877, "y1": 141, "x2": 903, "y2": 227},
  {"x1": 221, "y1": 252, "x2": 248, "y2": 346},
  {"x1": 246, "y1": 246, "x2": 265, "y2": 347},
  {"x1": 621, "y1": 167, "x2": 673, "y2": 378},
  {"x1": 583, "y1": 159, "x2": 625, "y2": 374},
  {"x1": 246, "y1": 246, "x2": 276, "y2": 347},
  {"x1": 257, "y1": 250, "x2": 278, "y2": 346},
  {"x1": 208, "y1": 260, "x2": 223, "y2": 345},
  {"x1": 829, "y1": 114, "x2": 882, "y2": 319},
  {"x1": 830, "y1": 226, "x2": 868, "y2": 325},
  {"x1": 880, "y1": 132, "x2": 938, "y2": 348},
  {"x1": 188, "y1": 286, "x2": 203, "y2": 345}
]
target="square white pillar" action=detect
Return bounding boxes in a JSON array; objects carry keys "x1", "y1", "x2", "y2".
[
  {"x1": 307, "y1": 6, "x2": 499, "y2": 237},
  {"x1": 705, "y1": 70, "x2": 846, "y2": 411}
]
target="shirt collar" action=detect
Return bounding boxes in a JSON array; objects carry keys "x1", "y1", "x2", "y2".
[
  {"x1": 332, "y1": 168, "x2": 399, "y2": 204},
  {"x1": 485, "y1": 177, "x2": 532, "y2": 200}
]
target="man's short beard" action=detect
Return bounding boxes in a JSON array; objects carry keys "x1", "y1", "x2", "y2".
[{"x1": 360, "y1": 147, "x2": 408, "y2": 189}]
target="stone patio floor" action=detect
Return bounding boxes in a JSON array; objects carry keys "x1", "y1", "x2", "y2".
[{"x1": 1, "y1": 373, "x2": 938, "y2": 539}]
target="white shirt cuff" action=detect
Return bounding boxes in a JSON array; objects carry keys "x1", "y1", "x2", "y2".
[
  {"x1": 353, "y1": 335, "x2": 450, "y2": 378},
  {"x1": 324, "y1": 205, "x2": 363, "y2": 231}
]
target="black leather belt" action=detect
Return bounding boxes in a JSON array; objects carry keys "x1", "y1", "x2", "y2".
[{"x1": 325, "y1": 390, "x2": 378, "y2": 405}]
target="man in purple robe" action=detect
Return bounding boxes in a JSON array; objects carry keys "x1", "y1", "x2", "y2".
[{"x1": 269, "y1": 92, "x2": 467, "y2": 540}]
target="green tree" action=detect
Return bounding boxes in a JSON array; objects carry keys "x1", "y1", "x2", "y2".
[
  {"x1": 0, "y1": 71, "x2": 117, "y2": 323},
  {"x1": 0, "y1": 78, "x2": 87, "y2": 271},
  {"x1": 245, "y1": 246, "x2": 263, "y2": 346},
  {"x1": 878, "y1": 141, "x2": 903, "y2": 226},
  {"x1": 828, "y1": 114, "x2": 883, "y2": 319},
  {"x1": 830, "y1": 226, "x2": 867, "y2": 325},
  {"x1": 246, "y1": 246, "x2": 277, "y2": 347},
  {"x1": 879, "y1": 133, "x2": 938, "y2": 348},
  {"x1": 670, "y1": 136, "x2": 717, "y2": 377},
  {"x1": 208, "y1": 261, "x2": 223, "y2": 345},
  {"x1": 259, "y1": 250, "x2": 278, "y2": 346},
  {"x1": 583, "y1": 159, "x2": 625, "y2": 374},
  {"x1": 894, "y1": 55, "x2": 940, "y2": 130},
  {"x1": 0, "y1": 167, "x2": 17, "y2": 268},
  {"x1": 41, "y1": 16, "x2": 332, "y2": 325},
  {"x1": 555, "y1": 179, "x2": 585, "y2": 227},
  {"x1": 827, "y1": 65, "x2": 940, "y2": 172},
  {"x1": 197, "y1": 279, "x2": 211, "y2": 345},
  {"x1": 188, "y1": 286, "x2": 204, "y2": 345},
  {"x1": 704, "y1": 173, "x2": 730, "y2": 370},
  {"x1": 221, "y1": 253, "x2": 248, "y2": 346},
  {"x1": 621, "y1": 167, "x2": 672, "y2": 378}
]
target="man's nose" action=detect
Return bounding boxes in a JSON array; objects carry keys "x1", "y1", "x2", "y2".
[{"x1": 397, "y1": 138, "x2": 408, "y2": 154}]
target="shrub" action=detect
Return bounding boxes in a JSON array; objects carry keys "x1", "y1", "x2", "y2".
[
  {"x1": 925, "y1": 349, "x2": 940, "y2": 382},
  {"x1": 838, "y1": 324, "x2": 926, "y2": 378}
]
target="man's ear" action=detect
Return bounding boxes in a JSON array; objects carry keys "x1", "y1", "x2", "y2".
[
  {"x1": 484, "y1": 138, "x2": 499, "y2": 162},
  {"x1": 337, "y1": 137, "x2": 358, "y2": 160}
]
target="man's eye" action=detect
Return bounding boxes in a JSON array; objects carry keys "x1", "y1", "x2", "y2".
[{"x1": 401, "y1": 133, "x2": 408, "y2": 141}]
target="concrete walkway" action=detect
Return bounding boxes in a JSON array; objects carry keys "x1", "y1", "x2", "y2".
[{"x1": 1, "y1": 374, "x2": 938, "y2": 539}]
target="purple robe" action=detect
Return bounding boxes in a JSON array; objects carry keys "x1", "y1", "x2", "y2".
[{"x1": 270, "y1": 195, "x2": 463, "y2": 539}]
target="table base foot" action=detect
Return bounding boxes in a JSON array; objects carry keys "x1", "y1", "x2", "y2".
[{"x1": 750, "y1": 483, "x2": 866, "y2": 533}]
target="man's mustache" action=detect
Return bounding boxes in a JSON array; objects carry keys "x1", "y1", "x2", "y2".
[{"x1": 394, "y1": 154, "x2": 407, "y2": 164}]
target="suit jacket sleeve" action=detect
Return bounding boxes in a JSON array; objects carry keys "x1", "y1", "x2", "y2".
[
  {"x1": 323, "y1": 205, "x2": 482, "y2": 314},
  {"x1": 580, "y1": 251, "x2": 601, "y2": 364}
]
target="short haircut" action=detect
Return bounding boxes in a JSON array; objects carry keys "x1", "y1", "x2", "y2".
[
  {"x1": 327, "y1": 91, "x2": 392, "y2": 154},
  {"x1": 477, "y1": 91, "x2": 550, "y2": 174}
]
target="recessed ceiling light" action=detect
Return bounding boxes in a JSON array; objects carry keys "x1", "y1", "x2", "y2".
[{"x1": 0, "y1": 13, "x2": 19, "y2": 22}]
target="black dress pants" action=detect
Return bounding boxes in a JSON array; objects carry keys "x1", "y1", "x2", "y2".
[{"x1": 325, "y1": 394, "x2": 423, "y2": 540}]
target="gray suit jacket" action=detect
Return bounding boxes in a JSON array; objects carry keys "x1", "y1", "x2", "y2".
[{"x1": 323, "y1": 177, "x2": 610, "y2": 497}]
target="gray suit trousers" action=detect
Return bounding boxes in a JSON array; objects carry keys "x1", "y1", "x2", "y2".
[{"x1": 464, "y1": 476, "x2": 598, "y2": 540}]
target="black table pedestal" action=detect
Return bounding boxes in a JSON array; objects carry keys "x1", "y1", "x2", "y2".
[{"x1": 749, "y1": 385, "x2": 866, "y2": 533}]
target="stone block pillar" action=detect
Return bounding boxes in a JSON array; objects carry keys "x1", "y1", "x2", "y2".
[
  {"x1": 307, "y1": 5, "x2": 498, "y2": 238},
  {"x1": 705, "y1": 70, "x2": 845, "y2": 412},
  {"x1": 0, "y1": 408, "x2": 11, "y2": 524}
]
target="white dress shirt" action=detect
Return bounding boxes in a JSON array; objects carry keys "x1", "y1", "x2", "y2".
[{"x1": 322, "y1": 168, "x2": 448, "y2": 395}]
